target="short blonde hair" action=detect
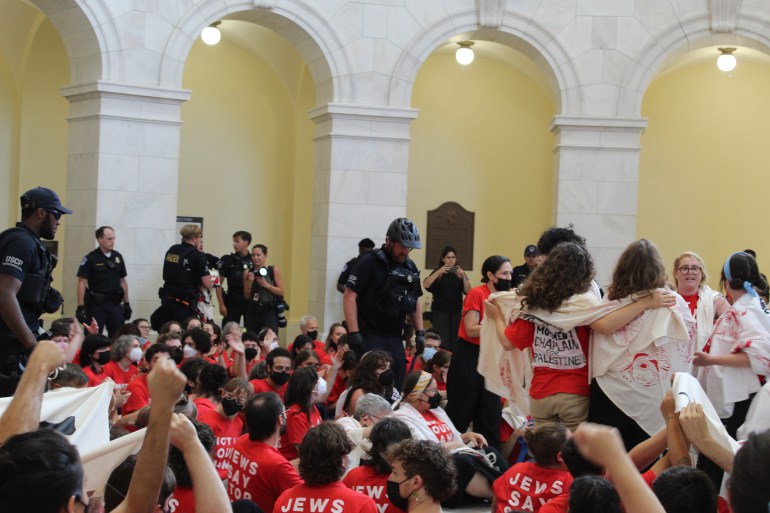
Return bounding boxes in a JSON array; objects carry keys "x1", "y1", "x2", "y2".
[
  {"x1": 180, "y1": 224, "x2": 202, "y2": 241},
  {"x1": 673, "y1": 251, "x2": 708, "y2": 288}
]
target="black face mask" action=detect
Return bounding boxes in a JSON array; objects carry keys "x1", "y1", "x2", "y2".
[
  {"x1": 378, "y1": 369, "x2": 394, "y2": 387},
  {"x1": 244, "y1": 347, "x2": 258, "y2": 361},
  {"x1": 221, "y1": 396, "x2": 244, "y2": 417},
  {"x1": 171, "y1": 347, "x2": 184, "y2": 365},
  {"x1": 427, "y1": 392, "x2": 442, "y2": 409},
  {"x1": 95, "y1": 351, "x2": 111, "y2": 365},
  {"x1": 494, "y1": 278, "x2": 512, "y2": 292},
  {"x1": 386, "y1": 479, "x2": 410, "y2": 511},
  {"x1": 270, "y1": 371, "x2": 290, "y2": 386},
  {"x1": 306, "y1": 330, "x2": 318, "y2": 341}
]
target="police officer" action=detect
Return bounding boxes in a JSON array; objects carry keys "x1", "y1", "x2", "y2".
[
  {"x1": 511, "y1": 244, "x2": 541, "y2": 287},
  {"x1": 215, "y1": 230, "x2": 252, "y2": 325},
  {"x1": 76, "y1": 226, "x2": 129, "y2": 337},
  {"x1": 150, "y1": 224, "x2": 211, "y2": 330},
  {"x1": 336, "y1": 237, "x2": 375, "y2": 293},
  {"x1": 0, "y1": 187, "x2": 70, "y2": 396},
  {"x1": 343, "y1": 218, "x2": 425, "y2": 390}
]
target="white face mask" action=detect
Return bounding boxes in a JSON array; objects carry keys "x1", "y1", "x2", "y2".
[
  {"x1": 313, "y1": 375, "x2": 327, "y2": 401},
  {"x1": 269, "y1": 341, "x2": 279, "y2": 351},
  {"x1": 129, "y1": 346, "x2": 143, "y2": 363},
  {"x1": 183, "y1": 345, "x2": 198, "y2": 359}
]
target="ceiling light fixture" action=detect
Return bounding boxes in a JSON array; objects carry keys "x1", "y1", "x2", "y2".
[
  {"x1": 455, "y1": 41, "x2": 475, "y2": 65},
  {"x1": 717, "y1": 47, "x2": 736, "y2": 72},
  {"x1": 201, "y1": 21, "x2": 222, "y2": 46}
]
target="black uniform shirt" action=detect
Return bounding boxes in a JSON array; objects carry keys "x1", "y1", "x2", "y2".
[
  {"x1": 77, "y1": 249, "x2": 127, "y2": 294},
  {"x1": 0, "y1": 223, "x2": 48, "y2": 333},
  {"x1": 511, "y1": 263, "x2": 532, "y2": 287},
  {"x1": 162, "y1": 242, "x2": 209, "y2": 293},
  {"x1": 218, "y1": 252, "x2": 251, "y2": 293}
]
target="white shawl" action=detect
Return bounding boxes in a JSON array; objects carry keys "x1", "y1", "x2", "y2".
[
  {"x1": 591, "y1": 292, "x2": 695, "y2": 435},
  {"x1": 698, "y1": 293, "x2": 770, "y2": 418},
  {"x1": 392, "y1": 402, "x2": 462, "y2": 442},
  {"x1": 694, "y1": 285, "x2": 721, "y2": 352}
]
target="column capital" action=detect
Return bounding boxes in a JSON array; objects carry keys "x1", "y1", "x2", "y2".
[
  {"x1": 309, "y1": 103, "x2": 418, "y2": 123},
  {"x1": 550, "y1": 115, "x2": 648, "y2": 133},
  {"x1": 61, "y1": 80, "x2": 191, "y2": 103},
  {"x1": 550, "y1": 115, "x2": 648, "y2": 151}
]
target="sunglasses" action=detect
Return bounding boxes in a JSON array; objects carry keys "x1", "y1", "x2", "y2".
[{"x1": 44, "y1": 208, "x2": 63, "y2": 220}]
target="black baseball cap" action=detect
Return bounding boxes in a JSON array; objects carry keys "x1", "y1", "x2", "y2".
[
  {"x1": 21, "y1": 187, "x2": 73, "y2": 214},
  {"x1": 524, "y1": 244, "x2": 540, "y2": 257}
]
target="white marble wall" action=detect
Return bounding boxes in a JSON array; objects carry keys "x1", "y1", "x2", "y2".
[{"x1": 22, "y1": 0, "x2": 761, "y2": 319}]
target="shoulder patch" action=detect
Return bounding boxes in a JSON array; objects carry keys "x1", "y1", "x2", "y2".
[{"x1": 80, "y1": 257, "x2": 87, "y2": 266}]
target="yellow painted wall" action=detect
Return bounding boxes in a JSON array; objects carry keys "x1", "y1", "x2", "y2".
[
  {"x1": 639, "y1": 57, "x2": 770, "y2": 287},
  {"x1": 407, "y1": 51, "x2": 556, "y2": 281},
  {"x1": 179, "y1": 38, "x2": 316, "y2": 326}
]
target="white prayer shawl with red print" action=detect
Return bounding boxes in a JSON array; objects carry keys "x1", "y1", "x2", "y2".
[
  {"x1": 591, "y1": 291, "x2": 695, "y2": 435},
  {"x1": 698, "y1": 293, "x2": 770, "y2": 418}
]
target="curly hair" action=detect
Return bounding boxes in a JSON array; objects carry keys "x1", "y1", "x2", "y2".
[
  {"x1": 185, "y1": 328, "x2": 212, "y2": 355},
  {"x1": 366, "y1": 418, "x2": 413, "y2": 475},
  {"x1": 347, "y1": 350, "x2": 393, "y2": 396},
  {"x1": 523, "y1": 423, "x2": 569, "y2": 467},
  {"x1": 518, "y1": 242, "x2": 595, "y2": 312},
  {"x1": 299, "y1": 422, "x2": 354, "y2": 486},
  {"x1": 537, "y1": 225, "x2": 586, "y2": 256},
  {"x1": 607, "y1": 239, "x2": 666, "y2": 301},
  {"x1": 385, "y1": 439, "x2": 458, "y2": 501},
  {"x1": 197, "y1": 362, "x2": 228, "y2": 399}
]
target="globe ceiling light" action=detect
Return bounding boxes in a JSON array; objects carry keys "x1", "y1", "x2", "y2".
[
  {"x1": 201, "y1": 21, "x2": 222, "y2": 45},
  {"x1": 455, "y1": 41, "x2": 475, "y2": 65},
  {"x1": 717, "y1": 47, "x2": 737, "y2": 72}
]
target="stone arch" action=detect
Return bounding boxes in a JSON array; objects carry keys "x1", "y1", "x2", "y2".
[
  {"x1": 388, "y1": 9, "x2": 580, "y2": 114},
  {"x1": 27, "y1": 0, "x2": 115, "y2": 84},
  {"x1": 619, "y1": 15, "x2": 770, "y2": 116},
  {"x1": 160, "y1": 0, "x2": 349, "y2": 106}
]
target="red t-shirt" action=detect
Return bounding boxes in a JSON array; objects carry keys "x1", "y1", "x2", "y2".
[
  {"x1": 681, "y1": 293, "x2": 699, "y2": 316},
  {"x1": 250, "y1": 378, "x2": 287, "y2": 400},
  {"x1": 227, "y1": 436, "x2": 303, "y2": 513},
  {"x1": 102, "y1": 361, "x2": 138, "y2": 385},
  {"x1": 273, "y1": 482, "x2": 378, "y2": 513},
  {"x1": 279, "y1": 404, "x2": 322, "y2": 460},
  {"x1": 326, "y1": 373, "x2": 347, "y2": 408},
  {"x1": 168, "y1": 485, "x2": 195, "y2": 513},
  {"x1": 82, "y1": 365, "x2": 108, "y2": 387},
  {"x1": 505, "y1": 318, "x2": 591, "y2": 398},
  {"x1": 198, "y1": 407, "x2": 244, "y2": 479},
  {"x1": 420, "y1": 410, "x2": 455, "y2": 443},
  {"x1": 123, "y1": 373, "x2": 150, "y2": 414},
  {"x1": 493, "y1": 461, "x2": 572, "y2": 513},
  {"x1": 343, "y1": 465, "x2": 406, "y2": 513},
  {"x1": 458, "y1": 285, "x2": 492, "y2": 345},
  {"x1": 539, "y1": 493, "x2": 568, "y2": 513},
  {"x1": 193, "y1": 397, "x2": 217, "y2": 416}
]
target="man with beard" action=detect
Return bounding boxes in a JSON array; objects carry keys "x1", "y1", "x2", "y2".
[
  {"x1": 0, "y1": 187, "x2": 70, "y2": 396},
  {"x1": 344, "y1": 218, "x2": 425, "y2": 390}
]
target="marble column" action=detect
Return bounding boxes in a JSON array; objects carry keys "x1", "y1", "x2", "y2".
[
  {"x1": 550, "y1": 115, "x2": 648, "y2": 286},
  {"x1": 61, "y1": 80, "x2": 190, "y2": 321},
  {"x1": 307, "y1": 103, "x2": 418, "y2": 330}
]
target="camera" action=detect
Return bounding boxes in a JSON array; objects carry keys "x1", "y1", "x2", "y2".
[
  {"x1": 448, "y1": 266, "x2": 458, "y2": 274},
  {"x1": 257, "y1": 267, "x2": 268, "y2": 277}
]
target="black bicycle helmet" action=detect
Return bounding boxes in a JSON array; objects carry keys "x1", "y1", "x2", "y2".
[{"x1": 386, "y1": 218, "x2": 422, "y2": 249}]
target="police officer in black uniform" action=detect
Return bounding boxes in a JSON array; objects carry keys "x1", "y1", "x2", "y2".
[
  {"x1": 0, "y1": 187, "x2": 70, "y2": 396},
  {"x1": 76, "y1": 226, "x2": 130, "y2": 337},
  {"x1": 215, "y1": 230, "x2": 252, "y2": 325},
  {"x1": 343, "y1": 218, "x2": 425, "y2": 390},
  {"x1": 150, "y1": 224, "x2": 210, "y2": 330},
  {"x1": 511, "y1": 244, "x2": 541, "y2": 287},
  {"x1": 336, "y1": 237, "x2": 375, "y2": 293}
]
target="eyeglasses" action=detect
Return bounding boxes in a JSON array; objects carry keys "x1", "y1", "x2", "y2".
[
  {"x1": 138, "y1": 325, "x2": 150, "y2": 330},
  {"x1": 677, "y1": 266, "x2": 701, "y2": 275},
  {"x1": 44, "y1": 208, "x2": 62, "y2": 220},
  {"x1": 223, "y1": 393, "x2": 246, "y2": 406}
]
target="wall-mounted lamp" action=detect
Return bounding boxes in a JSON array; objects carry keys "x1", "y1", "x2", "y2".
[
  {"x1": 456, "y1": 41, "x2": 475, "y2": 65},
  {"x1": 201, "y1": 21, "x2": 222, "y2": 45},
  {"x1": 717, "y1": 47, "x2": 736, "y2": 72}
]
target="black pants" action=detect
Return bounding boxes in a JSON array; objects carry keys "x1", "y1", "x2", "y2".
[
  {"x1": 697, "y1": 394, "x2": 754, "y2": 490},
  {"x1": 244, "y1": 302, "x2": 279, "y2": 336},
  {"x1": 151, "y1": 298, "x2": 197, "y2": 330},
  {"x1": 442, "y1": 445, "x2": 508, "y2": 508},
  {"x1": 445, "y1": 338, "x2": 502, "y2": 450},
  {"x1": 222, "y1": 292, "x2": 248, "y2": 326},
  {"x1": 362, "y1": 330, "x2": 406, "y2": 391},
  {"x1": 588, "y1": 379, "x2": 649, "y2": 452},
  {"x1": 91, "y1": 301, "x2": 124, "y2": 337},
  {"x1": 430, "y1": 307, "x2": 461, "y2": 352}
]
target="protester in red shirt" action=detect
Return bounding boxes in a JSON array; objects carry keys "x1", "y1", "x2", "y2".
[
  {"x1": 344, "y1": 417, "x2": 412, "y2": 513},
  {"x1": 103, "y1": 334, "x2": 142, "y2": 386},
  {"x1": 227, "y1": 392, "x2": 303, "y2": 513},
  {"x1": 123, "y1": 344, "x2": 173, "y2": 414},
  {"x1": 493, "y1": 423, "x2": 572, "y2": 513},
  {"x1": 79, "y1": 334, "x2": 112, "y2": 387},
  {"x1": 279, "y1": 367, "x2": 322, "y2": 462},
  {"x1": 250, "y1": 347, "x2": 291, "y2": 400},
  {"x1": 274, "y1": 422, "x2": 377, "y2": 513}
]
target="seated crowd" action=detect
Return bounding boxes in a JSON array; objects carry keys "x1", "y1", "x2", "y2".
[{"x1": 1, "y1": 232, "x2": 770, "y2": 513}]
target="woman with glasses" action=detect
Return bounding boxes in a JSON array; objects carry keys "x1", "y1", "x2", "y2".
[
  {"x1": 197, "y1": 371, "x2": 252, "y2": 478},
  {"x1": 672, "y1": 251, "x2": 730, "y2": 352}
]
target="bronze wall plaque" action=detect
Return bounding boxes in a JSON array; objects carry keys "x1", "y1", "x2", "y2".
[{"x1": 426, "y1": 202, "x2": 475, "y2": 271}]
